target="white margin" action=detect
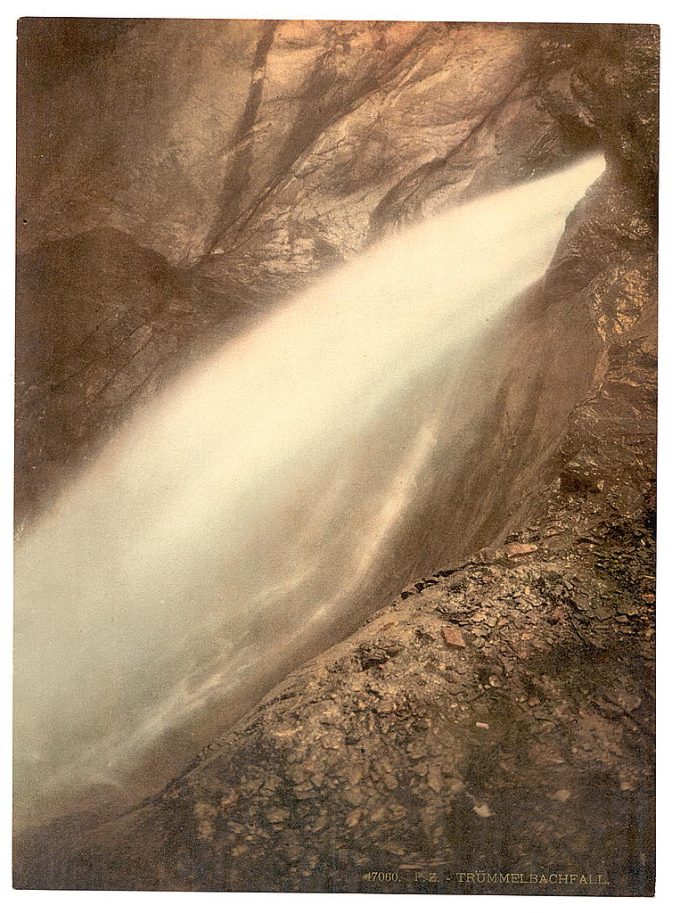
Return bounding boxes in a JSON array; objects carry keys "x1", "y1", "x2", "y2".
[{"x1": 2, "y1": 3, "x2": 676, "y2": 912}]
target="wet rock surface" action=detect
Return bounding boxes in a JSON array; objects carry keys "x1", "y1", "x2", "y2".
[
  {"x1": 14, "y1": 21, "x2": 657, "y2": 894},
  {"x1": 18, "y1": 472, "x2": 655, "y2": 892},
  {"x1": 16, "y1": 20, "x2": 652, "y2": 525},
  {"x1": 15, "y1": 161, "x2": 657, "y2": 891}
]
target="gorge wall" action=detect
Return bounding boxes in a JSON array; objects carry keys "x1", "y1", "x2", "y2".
[
  {"x1": 14, "y1": 20, "x2": 658, "y2": 895},
  {"x1": 16, "y1": 20, "x2": 651, "y2": 528}
]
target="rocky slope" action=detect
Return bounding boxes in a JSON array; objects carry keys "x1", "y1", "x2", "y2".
[{"x1": 15, "y1": 20, "x2": 657, "y2": 894}]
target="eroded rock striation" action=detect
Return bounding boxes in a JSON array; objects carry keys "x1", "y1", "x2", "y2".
[
  {"x1": 15, "y1": 20, "x2": 657, "y2": 894},
  {"x1": 17, "y1": 20, "x2": 647, "y2": 525}
]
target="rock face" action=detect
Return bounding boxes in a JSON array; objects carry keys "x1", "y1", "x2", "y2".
[
  {"x1": 16, "y1": 20, "x2": 626, "y2": 525},
  {"x1": 14, "y1": 20, "x2": 657, "y2": 895}
]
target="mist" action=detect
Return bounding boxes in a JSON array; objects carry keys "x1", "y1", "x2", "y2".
[{"x1": 14, "y1": 154, "x2": 605, "y2": 831}]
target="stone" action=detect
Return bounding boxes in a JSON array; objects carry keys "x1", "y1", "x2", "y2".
[
  {"x1": 266, "y1": 807, "x2": 291, "y2": 824},
  {"x1": 473, "y1": 803, "x2": 493, "y2": 818},
  {"x1": 345, "y1": 808, "x2": 362, "y2": 828},
  {"x1": 441, "y1": 626, "x2": 466, "y2": 649},
  {"x1": 505, "y1": 543, "x2": 538, "y2": 557},
  {"x1": 549, "y1": 788, "x2": 572, "y2": 802}
]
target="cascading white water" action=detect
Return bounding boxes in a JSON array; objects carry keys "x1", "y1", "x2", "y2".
[{"x1": 14, "y1": 155, "x2": 605, "y2": 830}]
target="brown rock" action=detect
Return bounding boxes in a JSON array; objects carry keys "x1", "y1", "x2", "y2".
[
  {"x1": 266, "y1": 807, "x2": 291, "y2": 824},
  {"x1": 441, "y1": 626, "x2": 466, "y2": 649},
  {"x1": 505, "y1": 543, "x2": 538, "y2": 557},
  {"x1": 345, "y1": 809, "x2": 363, "y2": 828}
]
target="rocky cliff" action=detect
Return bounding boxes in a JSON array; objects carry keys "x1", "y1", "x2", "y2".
[
  {"x1": 16, "y1": 21, "x2": 652, "y2": 527},
  {"x1": 15, "y1": 20, "x2": 657, "y2": 894}
]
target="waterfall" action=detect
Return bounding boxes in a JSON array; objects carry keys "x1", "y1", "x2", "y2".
[{"x1": 14, "y1": 154, "x2": 605, "y2": 829}]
